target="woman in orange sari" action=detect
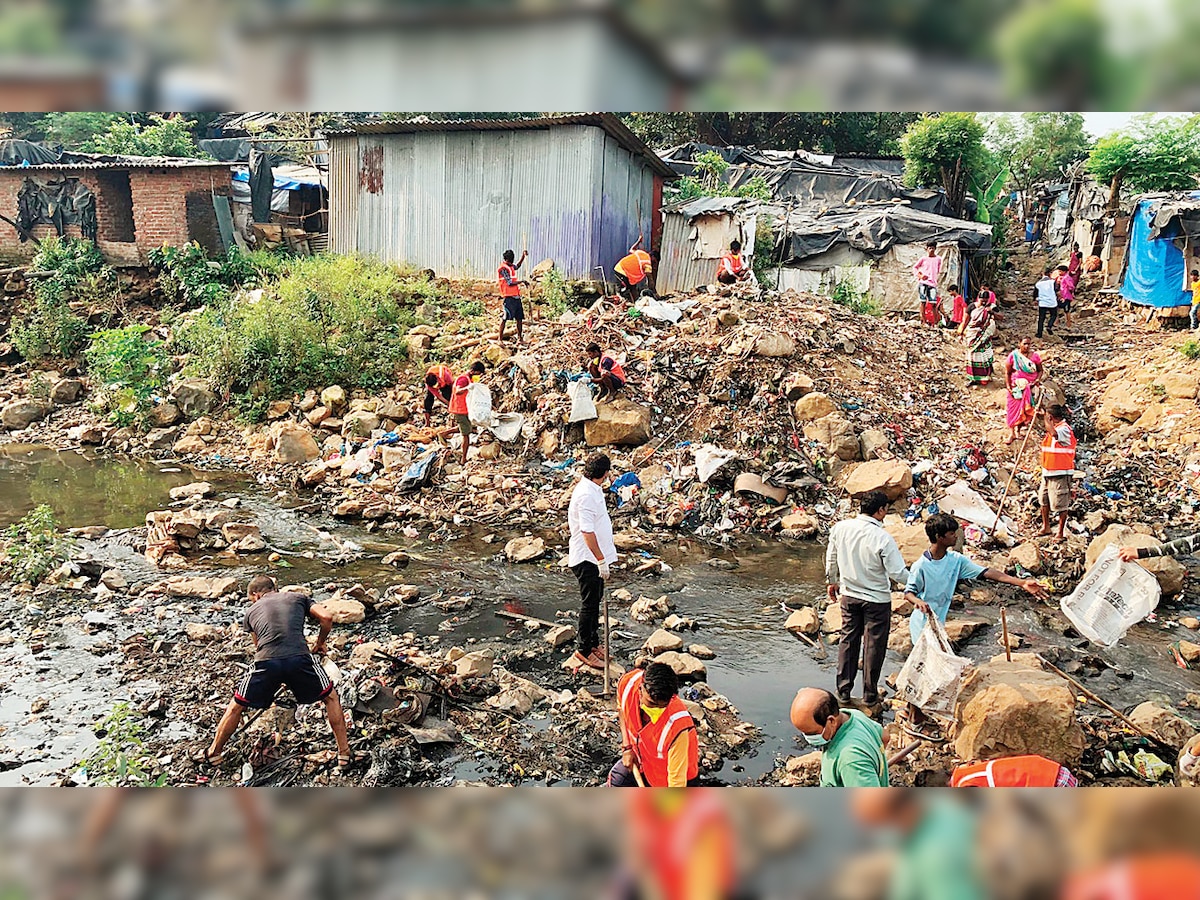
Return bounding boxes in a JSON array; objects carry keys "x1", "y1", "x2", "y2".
[{"x1": 1004, "y1": 337, "x2": 1043, "y2": 444}]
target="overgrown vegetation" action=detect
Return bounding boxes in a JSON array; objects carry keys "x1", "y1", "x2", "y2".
[
  {"x1": 84, "y1": 114, "x2": 206, "y2": 158},
  {"x1": 753, "y1": 218, "x2": 777, "y2": 284},
  {"x1": 149, "y1": 243, "x2": 285, "y2": 308},
  {"x1": 174, "y1": 255, "x2": 435, "y2": 416},
  {"x1": 82, "y1": 702, "x2": 164, "y2": 787},
  {"x1": 537, "y1": 268, "x2": 571, "y2": 317},
  {"x1": 675, "y1": 151, "x2": 772, "y2": 202},
  {"x1": 11, "y1": 237, "x2": 103, "y2": 361},
  {"x1": 1180, "y1": 339, "x2": 1200, "y2": 360},
  {"x1": 85, "y1": 326, "x2": 171, "y2": 428},
  {"x1": 901, "y1": 113, "x2": 989, "y2": 220},
  {"x1": 2, "y1": 505, "x2": 72, "y2": 586},
  {"x1": 830, "y1": 278, "x2": 881, "y2": 316}
]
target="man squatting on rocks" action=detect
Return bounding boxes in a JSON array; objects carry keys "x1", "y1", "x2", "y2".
[
  {"x1": 825, "y1": 490, "x2": 909, "y2": 715},
  {"x1": 790, "y1": 687, "x2": 889, "y2": 787},
  {"x1": 609, "y1": 662, "x2": 699, "y2": 787},
  {"x1": 585, "y1": 343, "x2": 626, "y2": 402},
  {"x1": 423, "y1": 363, "x2": 454, "y2": 427},
  {"x1": 448, "y1": 361, "x2": 486, "y2": 465},
  {"x1": 205, "y1": 575, "x2": 353, "y2": 770},
  {"x1": 568, "y1": 453, "x2": 617, "y2": 670}
]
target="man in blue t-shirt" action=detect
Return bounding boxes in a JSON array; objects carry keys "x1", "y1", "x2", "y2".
[{"x1": 901, "y1": 514, "x2": 1047, "y2": 739}]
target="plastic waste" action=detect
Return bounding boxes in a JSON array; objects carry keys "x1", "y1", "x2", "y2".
[
  {"x1": 466, "y1": 383, "x2": 493, "y2": 427},
  {"x1": 488, "y1": 413, "x2": 524, "y2": 442},
  {"x1": 568, "y1": 380, "x2": 597, "y2": 423},
  {"x1": 693, "y1": 445, "x2": 740, "y2": 484},
  {"x1": 939, "y1": 480, "x2": 1015, "y2": 533},
  {"x1": 895, "y1": 617, "x2": 971, "y2": 715},
  {"x1": 397, "y1": 449, "x2": 439, "y2": 494},
  {"x1": 1060, "y1": 546, "x2": 1161, "y2": 647}
]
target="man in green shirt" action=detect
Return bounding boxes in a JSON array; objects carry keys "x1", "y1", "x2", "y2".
[
  {"x1": 790, "y1": 687, "x2": 889, "y2": 786},
  {"x1": 853, "y1": 791, "x2": 985, "y2": 900}
]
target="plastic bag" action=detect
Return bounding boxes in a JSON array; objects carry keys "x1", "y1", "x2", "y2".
[
  {"x1": 466, "y1": 383, "x2": 492, "y2": 427},
  {"x1": 488, "y1": 413, "x2": 524, "y2": 442},
  {"x1": 397, "y1": 449, "x2": 439, "y2": 493},
  {"x1": 895, "y1": 617, "x2": 971, "y2": 715},
  {"x1": 568, "y1": 380, "x2": 597, "y2": 423},
  {"x1": 940, "y1": 480, "x2": 1016, "y2": 534},
  {"x1": 693, "y1": 444, "x2": 739, "y2": 483},
  {"x1": 1060, "y1": 545, "x2": 1161, "y2": 647}
]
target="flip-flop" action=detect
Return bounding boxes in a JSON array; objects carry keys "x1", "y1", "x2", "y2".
[
  {"x1": 901, "y1": 721, "x2": 946, "y2": 743},
  {"x1": 197, "y1": 747, "x2": 226, "y2": 767}
]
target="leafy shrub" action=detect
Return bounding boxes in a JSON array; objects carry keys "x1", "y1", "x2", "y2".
[
  {"x1": 455, "y1": 298, "x2": 486, "y2": 318},
  {"x1": 1180, "y1": 339, "x2": 1200, "y2": 360},
  {"x1": 84, "y1": 114, "x2": 205, "y2": 159},
  {"x1": 174, "y1": 255, "x2": 420, "y2": 415},
  {"x1": 537, "y1": 268, "x2": 571, "y2": 317},
  {"x1": 149, "y1": 242, "x2": 231, "y2": 307},
  {"x1": 12, "y1": 236, "x2": 106, "y2": 361},
  {"x1": 12, "y1": 280, "x2": 88, "y2": 361},
  {"x1": 830, "y1": 278, "x2": 881, "y2": 316},
  {"x1": 81, "y1": 702, "x2": 165, "y2": 787},
  {"x1": 85, "y1": 326, "x2": 170, "y2": 427},
  {"x1": 2, "y1": 504, "x2": 73, "y2": 586},
  {"x1": 753, "y1": 218, "x2": 777, "y2": 284}
]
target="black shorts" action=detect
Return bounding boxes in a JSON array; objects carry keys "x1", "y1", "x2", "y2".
[
  {"x1": 503, "y1": 296, "x2": 525, "y2": 321},
  {"x1": 423, "y1": 384, "x2": 452, "y2": 414},
  {"x1": 234, "y1": 653, "x2": 333, "y2": 708}
]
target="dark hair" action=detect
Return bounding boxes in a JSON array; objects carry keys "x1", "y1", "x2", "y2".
[
  {"x1": 924, "y1": 512, "x2": 960, "y2": 543},
  {"x1": 583, "y1": 453, "x2": 611, "y2": 481},
  {"x1": 915, "y1": 768, "x2": 952, "y2": 787},
  {"x1": 730, "y1": 239, "x2": 742, "y2": 252},
  {"x1": 860, "y1": 490, "x2": 890, "y2": 517},
  {"x1": 977, "y1": 289, "x2": 989, "y2": 299},
  {"x1": 649, "y1": 251, "x2": 660, "y2": 262},
  {"x1": 812, "y1": 688, "x2": 840, "y2": 725},
  {"x1": 1047, "y1": 403, "x2": 1067, "y2": 422},
  {"x1": 425, "y1": 373, "x2": 439, "y2": 387},
  {"x1": 469, "y1": 361, "x2": 486, "y2": 374},
  {"x1": 926, "y1": 242, "x2": 936, "y2": 251},
  {"x1": 503, "y1": 250, "x2": 515, "y2": 263},
  {"x1": 585, "y1": 342, "x2": 601, "y2": 356},
  {"x1": 643, "y1": 662, "x2": 679, "y2": 703},
  {"x1": 248, "y1": 575, "x2": 276, "y2": 596},
  {"x1": 1043, "y1": 266, "x2": 1054, "y2": 276}
]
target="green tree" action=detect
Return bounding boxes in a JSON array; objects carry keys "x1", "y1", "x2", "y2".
[
  {"x1": 987, "y1": 113, "x2": 1090, "y2": 218},
  {"x1": 1086, "y1": 115, "x2": 1200, "y2": 208},
  {"x1": 901, "y1": 113, "x2": 989, "y2": 219},
  {"x1": 996, "y1": 0, "x2": 1132, "y2": 108},
  {"x1": 621, "y1": 113, "x2": 919, "y2": 155},
  {"x1": 41, "y1": 113, "x2": 123, "y2": 148},
  {"x1": 85, "y1": 115, "x2": 206, "y2": 158}
]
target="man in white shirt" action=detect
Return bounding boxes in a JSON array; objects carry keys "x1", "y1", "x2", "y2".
[
  {"x1": 568, "y1": 453, "x2": 617, "y2": 669},
  {"x1": 826, "y1": 491, "x2": 910, "y2": 715},
  {"x1": 1034, "y1": 266, "x2": 1059, "y2": 338}
]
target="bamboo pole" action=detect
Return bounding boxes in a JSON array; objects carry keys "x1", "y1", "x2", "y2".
[
  {"x1": 989, "y1": 387, "x2": 1045, "y2": 537},
  {"x1": 1036, "y1": 654, "x2": 1162, "y2": 743},
  {"x1": 1000, "y1": 607, "x2": 1013, "y2": 662}
]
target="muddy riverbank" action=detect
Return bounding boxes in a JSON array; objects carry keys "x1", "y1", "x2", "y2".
[{"x1": 0, "y1": 447, "x2": 1197, "y2": 786}]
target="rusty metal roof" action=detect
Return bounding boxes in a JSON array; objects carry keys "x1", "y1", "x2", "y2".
[{"x1": 328, "y1": 114, "x2": 676, "y2": 179}]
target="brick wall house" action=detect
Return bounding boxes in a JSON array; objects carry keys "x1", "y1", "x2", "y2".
[{"x1": 0, "y1": 162, "x2": 233, "y2": 266}]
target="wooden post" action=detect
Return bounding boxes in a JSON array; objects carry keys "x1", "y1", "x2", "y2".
[
  {"x1": 1000, "y1": 607, "x2": 1012, "y2": 662},
  {"x1": 989, "y1": 388, "x2": 1046, "y2": 537}
]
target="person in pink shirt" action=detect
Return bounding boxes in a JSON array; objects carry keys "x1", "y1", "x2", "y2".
[
  {"x1": 913, "y1": 243, "x2": 943, "y2": 324},
  {"x1": 1056, "y1": 264, "x2": 1077, "y2": 330}
]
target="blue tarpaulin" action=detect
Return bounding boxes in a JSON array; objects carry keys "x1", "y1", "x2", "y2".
[{"x1": 1120, "y1": 197, "x2": 1195, "y2": 308}]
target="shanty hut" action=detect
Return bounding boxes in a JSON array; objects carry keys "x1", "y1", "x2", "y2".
[{"x1": 326, "y1": 115, "x2": 676, "y2": 279}]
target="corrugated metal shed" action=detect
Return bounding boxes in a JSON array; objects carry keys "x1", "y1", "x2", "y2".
[{"x1": 328, "y1": 117, "x2": 668, "y2": 279}]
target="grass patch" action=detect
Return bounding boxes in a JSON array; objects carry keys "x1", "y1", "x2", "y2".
[
  {"x1": 830, "y1": 278, "x2": 881, "y2": 316},
  {"x1": 173, "y1": 255, "x2": 428, "y2": 417},
  {"x1": 1180, "y1": 339, "x2": 1200, "y2": 360},
  {"x1": 2, "y1": 504, "x2": 73, "y2": 586}
]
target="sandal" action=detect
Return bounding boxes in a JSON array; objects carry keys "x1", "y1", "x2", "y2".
[
  {"x1": 337, "y1": 750, "x2": 357, "y2": 772},
  {"x1": 198, "y1": 747, "x2": 226, "y2": 767},
  {"x1": 901, "y1": 721, "x2": 946, "y2": 743}
]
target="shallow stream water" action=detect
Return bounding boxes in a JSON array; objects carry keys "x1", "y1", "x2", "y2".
[{"x1": 0, "y1": 446, "x2": 1196, "y2": 784}]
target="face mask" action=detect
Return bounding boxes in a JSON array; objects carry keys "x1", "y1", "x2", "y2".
[
  {"x1": 641, "y1": 704, "x2": 666, "y2": 724},
  {"x1": 802, "y1": 723, "x2": 830, "y2": 747},
  {"x1": 470, "y1": 375, "x2": 480, "y2": 382},
  {"x1": 1182, "y1": 750, "x2": 1198, "y2": 779}
]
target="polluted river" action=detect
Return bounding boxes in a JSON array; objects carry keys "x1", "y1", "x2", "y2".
[{"x1": 1, "y1": 444, "x2": 1197, "y2": 786}]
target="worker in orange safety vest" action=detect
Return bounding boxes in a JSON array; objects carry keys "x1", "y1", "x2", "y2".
[
  {"x1": 497, "y1": 248, "x2": 529, "y2": 345},
  {"x1": 614, "y1": 236, "x2": 656, "y2": 301},
  {"x1": 1038, "y1": 404, "x2": 1077, "y2": 541},
  {"x1": 716, "y1": 239, "x2": 752, "y2": 285},
  {"x1": 950, "y1": 754, "x2": 1078, "y2": 787},
  {"x1": 609, "y1": 662, "x2": 699, "y2": 787},
  {"x1": 584, "y1": 342, "x2": 627, "y2": 401},
  {"x1": 423, "y1": 363, "x2": 455, "y2": 426},
  {"x1": 1060, "y1": 854, "x2": 1200, "y2": 900},
  {"x1": 620, "y1": 790, "x2": 736, "y2": 900}
]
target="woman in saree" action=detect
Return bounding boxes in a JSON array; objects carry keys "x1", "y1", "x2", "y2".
[
  {"x1": 1003, "y1": 337, "x2": 1043, "y2": 444},
  {"x1": 959, "y1": 294, "x2": 996, "y2": 388}
]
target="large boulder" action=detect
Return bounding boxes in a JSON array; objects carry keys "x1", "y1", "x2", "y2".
[
  {"x1": 1086, "y1": 525, "x2": 1186, "y2": 596},
  {"x1": 859, "y1": 429, "x2": 891, "y2": 460},
  {"x1": 147, "y1": 403, "x2": 180, "y2": 428},
  {"x1": 2, "y1": 399, "x2": 47, "y2": 430},
  {"x1": 320, "y1": 385, "x2": 348, "y2": 414},
  {"x1": 782, "y1": 373, "x2": 815, "y2": 400},
  {"x1": 322, "y1": 597, "x2": 367, "y2": 624},
  {"x1": 803, "y1": 414, "x2": 859, "y2": 461},
  {"x1": 273, "y1": 422, "x2": 320, "y2": 464},
  {"x1": 172, "y1": 379, "x2": 219, "y2": 419},
  {"x1": 753, "y1": 332, "x2": 796, "y2": 357},
  {"x1": 504, "y1": 536, "x2": 545, "y2": 563},
  {"x1": 584, "y1": 399, "x2": 652, "y2": 447},
  {"x1": 1158, "y1": 372, "x2": 1199, "y2": 400},
  {"x1": 885, "y1": 521, "x2": 929, "y2": 566},
  {"x1": 653, "y1": 651, "x2": 707, "y2": 681},
  {"x1": 786, "y1": 607, "x2": 820, "y2": 636},
  {"x1": 1095, "y1": 383, "x2": 1146, "y2": 434},
  {"x1": 343, "y1": 410, "x2": 382, "y2": 438},
  {"x1": 165, "y1": 576, "x2": 239, "y2": 599},
  {"x1": 50, "y1": 377, "x2": 84, "y2": 404},
  {"x1": 1128, "y1": 702, "x2": 1195, "y2": 748},
  {"x1": 842, "y1": 460, "x2": 913, "y2": 501},
  {"x1": 643, "y1": 628, "x2": 684, "y2": 654},
  {"x1": 953, "y1": 655, "x2": 1085, "y2": 765},
  {"x1": 793, "y1": 392, "x2": 837, "y2": 422}
]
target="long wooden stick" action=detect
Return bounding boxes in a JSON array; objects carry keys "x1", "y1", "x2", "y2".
[
  {"x1": 888, "y1": 740, "x2": 924, "y2": 766},
  {"x1": 1000, "y1": 607, "x2": 1012, "y2": 662},
  {"x1": 989, "y1": 387, "x2": 1045, "y2": 537},
  {"x1": 1036, "y1": 654, "x2": 1161, "y2": 743}
]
